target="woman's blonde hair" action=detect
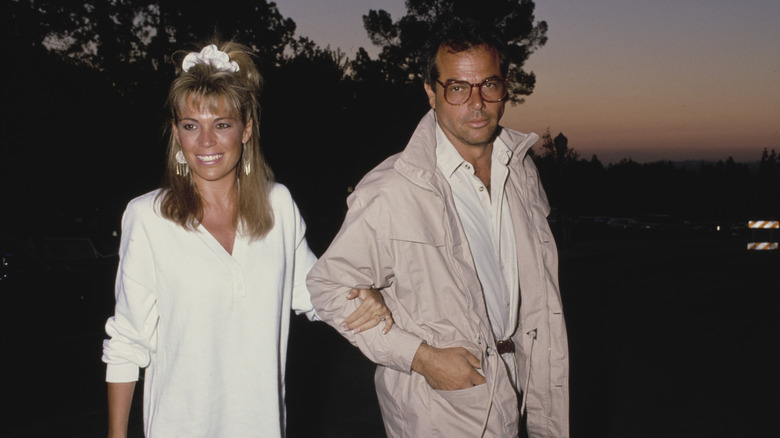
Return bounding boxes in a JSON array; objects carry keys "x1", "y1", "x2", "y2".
[{"x1": 158, "y1": 40, "x2": 275, "y2": 240}]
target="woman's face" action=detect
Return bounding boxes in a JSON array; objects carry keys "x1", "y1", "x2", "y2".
[{"x1": 173, "y1": 97, "x2": 252, "y2": 190}]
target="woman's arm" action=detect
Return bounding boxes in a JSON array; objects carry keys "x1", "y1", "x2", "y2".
[
  {"x1": 107, "y1": 381, "x2": 136, "y2": 438},
  {"x1": 344, "y1": 288, "x2": 394, "y2": 334}
]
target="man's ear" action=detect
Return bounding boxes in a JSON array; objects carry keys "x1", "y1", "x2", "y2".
[{"x1": 424, "y1": 82, "x2": 436, "y2": 109}]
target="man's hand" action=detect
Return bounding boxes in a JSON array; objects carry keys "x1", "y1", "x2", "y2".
[
  {"x1": 411, "y1": 343, "x2": 485, "y2": 390},
  {"x1": 343, "y1": 288, "x2": 394, "y2": 334}
]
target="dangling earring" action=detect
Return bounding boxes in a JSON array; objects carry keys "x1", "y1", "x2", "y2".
[
  {"x1": 175, "y1": 150, "x2": 189, "y2": 176},
  {"x1": 242, "y1": 142, "x2": 252, "y2": 176}
]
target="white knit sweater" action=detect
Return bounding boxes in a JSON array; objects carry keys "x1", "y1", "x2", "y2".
[{"x1": 103, "y1": 183, "x2": 317, "y2": 437}]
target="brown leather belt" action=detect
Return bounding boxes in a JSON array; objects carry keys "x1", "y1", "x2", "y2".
[{"x1": 496, "y1": 339, "x2": 515, "y2": 354}]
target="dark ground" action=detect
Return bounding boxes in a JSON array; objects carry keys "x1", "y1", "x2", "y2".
[{"x1": 2, "y1": 234, "x2": 778, "y2": 437}]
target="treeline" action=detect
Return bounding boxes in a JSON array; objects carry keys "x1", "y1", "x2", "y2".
[{"x1": 533, "y1": 132, "x2": 780, "y2": 225}]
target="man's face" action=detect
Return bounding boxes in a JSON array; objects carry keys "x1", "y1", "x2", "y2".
[{"x1": 424, "y1": 44, "x2": 506, "y2": 153}]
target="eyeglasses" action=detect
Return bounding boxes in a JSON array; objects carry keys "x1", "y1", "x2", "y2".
[{"x1": 435, "y1": 78, "x2": 508, "y2": 105}]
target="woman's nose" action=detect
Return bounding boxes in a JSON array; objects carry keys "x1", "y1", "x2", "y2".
[{"x1": 200, "y1": 127, "x2": 216, "y2": 147}]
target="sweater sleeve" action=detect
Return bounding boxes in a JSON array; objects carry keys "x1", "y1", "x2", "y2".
[
  {"x1": 288, "y1": 191, "x2": 319, "y2": 322},
  {"x1": 306, "y1": 191, "x2": 423, "y2": 373},
  {"x1": 102, "y1": 200, "x2": 160, "y2": 382}
]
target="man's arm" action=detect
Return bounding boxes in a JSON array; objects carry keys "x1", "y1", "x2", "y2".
[
  {"x1": 308, "y1": 188, "x2": 487, "y2": 388},
  {"x1": 286, "y1": 192, "x2": 392, "y2": 334},
  {"x1": 306, "y1": 192, "x2": 423, "y2": 373},
  {"x1": 307, "y1": 264, "x2": 423, "y2": 373}
]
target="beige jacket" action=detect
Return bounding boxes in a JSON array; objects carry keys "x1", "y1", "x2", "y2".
[{"x1": 307, "y1": 110, "x2": 569, "y2": 438}]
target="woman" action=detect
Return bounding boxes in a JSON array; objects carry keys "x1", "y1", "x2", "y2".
[{"x1": 102, "y1": 41, "x2": 392, "y2": 437}]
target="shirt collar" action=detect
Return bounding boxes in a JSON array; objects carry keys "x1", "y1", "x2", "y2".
[
  {"x1": 435, "y1": 123, "x2": 468, "y2": 178},
  {"x1": 493, "y1": 136, "x2": 513, "y2": 166},
  {"x1": 435, "y1": 123, "x2": 514, "y2": 178}
]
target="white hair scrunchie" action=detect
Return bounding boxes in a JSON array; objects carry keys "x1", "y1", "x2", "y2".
[{"x1": 182, "y1": 44, "x2": 240, "y2": 73}]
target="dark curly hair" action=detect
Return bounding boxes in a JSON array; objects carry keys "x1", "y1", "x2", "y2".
[{"x1": 421, "y1": 16, "x2": 509, "y2": 87}]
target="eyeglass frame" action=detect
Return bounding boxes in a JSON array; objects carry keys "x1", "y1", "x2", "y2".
[{"x1": 434, "y1": 77, "x2": 509, "y2": 105}]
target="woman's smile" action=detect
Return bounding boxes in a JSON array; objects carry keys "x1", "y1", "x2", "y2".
[{"x1": 196, "y1": 153, "x2": 225, "y2": 164}]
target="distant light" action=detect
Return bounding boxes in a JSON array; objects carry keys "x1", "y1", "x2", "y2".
[{"x1": 717, "y1": 225, "x2": 721, "y2": 231}]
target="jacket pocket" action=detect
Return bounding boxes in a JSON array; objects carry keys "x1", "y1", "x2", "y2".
[
  {"x1": 429, "y1": 384, "x2": 491, "y2": 436},
  {"x1": 433, "y1": 382, "x2": 488, "y2": 405}
]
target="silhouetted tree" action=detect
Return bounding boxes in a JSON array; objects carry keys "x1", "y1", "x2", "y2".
[
  {"x1": 538, "y1": 129, "x2": 579, "y2": 164},
  {"x1": 16, "y1": 0, "x2": 297, "y2": 102},
  {"x1": 355, "y1": 0, "x2": 547, "y2": 104},
  {"x1": 3, "y1": 0, "x2": 346, "y2": 244},
  {"x1": 755, "y1": 148, "x2": 780, "y2": 218},
  {"x1": 758, "y1": 148, "x2": 778, "y2": 175}
]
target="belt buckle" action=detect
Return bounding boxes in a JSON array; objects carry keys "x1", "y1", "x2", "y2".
[{"x1": 496, "y1": 339, "x2": 515, "y2": 354}]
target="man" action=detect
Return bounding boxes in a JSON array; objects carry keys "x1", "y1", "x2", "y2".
[{"x1": 307, "y1": 17, "x2": 569, "y2": 438}]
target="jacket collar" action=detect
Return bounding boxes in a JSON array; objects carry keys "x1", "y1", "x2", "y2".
[{"x1": 395, "y1": 109, "x2": 540, "y2": 187}]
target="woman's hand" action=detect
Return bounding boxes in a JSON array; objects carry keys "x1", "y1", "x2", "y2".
[{"x1": 343, "y1": 288, "x2": 394, "y2": 334}]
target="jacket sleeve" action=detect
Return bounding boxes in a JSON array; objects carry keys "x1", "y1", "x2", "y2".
[
  {"x1": 306, "y1": 190, "x2": 423, "y2": 373},
  {"x1": 102, "y1": 201, "x2": 159, "y2": 382}
]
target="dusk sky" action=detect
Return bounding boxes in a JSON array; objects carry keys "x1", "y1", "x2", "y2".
[{"x1": 274, "y1": 0, "x2": 780, "y2": 164}]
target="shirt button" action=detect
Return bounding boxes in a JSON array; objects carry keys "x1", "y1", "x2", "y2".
[{"x1": 479, "y1": 186, "x2": 485, "y2": 192}]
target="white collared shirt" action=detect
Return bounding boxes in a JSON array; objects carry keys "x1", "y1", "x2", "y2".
[{"x1": 434, "y1": 124, "x2": 520, "y2": 344}]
